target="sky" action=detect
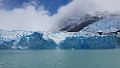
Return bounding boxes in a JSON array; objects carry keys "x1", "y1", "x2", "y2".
[
  {"x1": 0, "y1": 0, "x2": 120, "y2": 32},
  {"x1": 0, "y1": 0, "x2": 72, "y2": 15}
]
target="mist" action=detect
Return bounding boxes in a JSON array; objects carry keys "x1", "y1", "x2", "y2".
[{"x1": 0, "y1": 0, "x2": 120, "y2": 32}]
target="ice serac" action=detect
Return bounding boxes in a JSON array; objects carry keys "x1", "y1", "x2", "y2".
[
  {"x1": 0, "y1": 29, "x2": 33, "y2": 49},
  {"x1": 0, "y1": 29, "x2": 119, "y2": 49},
  {"x1": 16, "y1": 32, "x2": 119, "y2": 49},
  {"x1": 17, "y1": 32, "x2": 57, "y2": 49},
  {"x1": 59, "y1": 35, "x2": 117, "y2": 49},
  {"x1": 47, "y1": 32, "x2": 119, "y2": 49}
]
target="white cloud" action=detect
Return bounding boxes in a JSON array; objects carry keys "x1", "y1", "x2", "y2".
[
  {"x1": 93, "y1": 0, "x2": 120, "y2": 12},
  {"x1": 52, "y1": 0, "x2": 120, "y2": 31},
  {"x1": 0, "y1": 0, "x2": 120, "y2": 32},
  {"x1": 49, "y1": 0, "x2": 96, "y2": 31},
  {"x1": 0, "y1": 6, "x2": 55, "y2": 32}
]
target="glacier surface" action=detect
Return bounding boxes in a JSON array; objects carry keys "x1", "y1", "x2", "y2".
[{"x1": 0, "y1": 30, "x2": 119, "y2": 49}]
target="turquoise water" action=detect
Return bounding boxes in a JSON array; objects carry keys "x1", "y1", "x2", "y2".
[{"x1": 0, "y1": 49, "x2": 120, "y2": 68}]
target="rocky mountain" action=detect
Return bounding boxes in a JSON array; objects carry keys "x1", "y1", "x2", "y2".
[{"x1": 59, "y1": 12, "x2": 119, "y2": 32}]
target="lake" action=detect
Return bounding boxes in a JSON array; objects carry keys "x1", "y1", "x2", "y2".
[{"x1": 0, "y1": 49, "x2": 120, "y2": 68}]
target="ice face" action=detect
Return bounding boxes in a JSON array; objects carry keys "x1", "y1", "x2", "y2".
[
  {"x1": 17, "y1": 32, "x2": 57, "y2": 49},
  {"x1": 59, "y1": 35, "x2": 117, "y2": 49},
  {"x1": 0, "y1": 29, "x2": 119, "y2": 49}
]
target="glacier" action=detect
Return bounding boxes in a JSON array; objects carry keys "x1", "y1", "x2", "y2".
[
  {"x1": 0, "y1": 30, "x2": 119, "y2": 49},
  {"x1": 59, "y1": 35, "x2": 117, "y2": 49},
  {"x1": 0, "y1": 15, "x2": 120, "y2": 49}
]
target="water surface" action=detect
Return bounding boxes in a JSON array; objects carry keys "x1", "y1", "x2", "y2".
[{"x1": 0, "y1": 49, "x2": 120, "y2": 68}]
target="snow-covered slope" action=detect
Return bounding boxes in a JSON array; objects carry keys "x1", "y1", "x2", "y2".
[
  {"x1": 59, "y1": 12, "x2": 108, "y2": 32},
  {"x1": 82, "y1": 16, "x2": 120, "y2": 32}
]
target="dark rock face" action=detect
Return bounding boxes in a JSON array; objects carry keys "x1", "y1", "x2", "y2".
[
  {"x1": 17, "y1": 32, "x2": 57, "y2": 49},
  {"x1": 67, "y1": 16, "x2": 101, "y2": 32},
  {"x1": 60, "y1": 12, "x2": 107, "y2": 32}
]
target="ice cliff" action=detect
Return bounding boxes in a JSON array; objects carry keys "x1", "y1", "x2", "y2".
[{"x1": 0, "y1": 30, "x2": 119, "y2": 49}]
